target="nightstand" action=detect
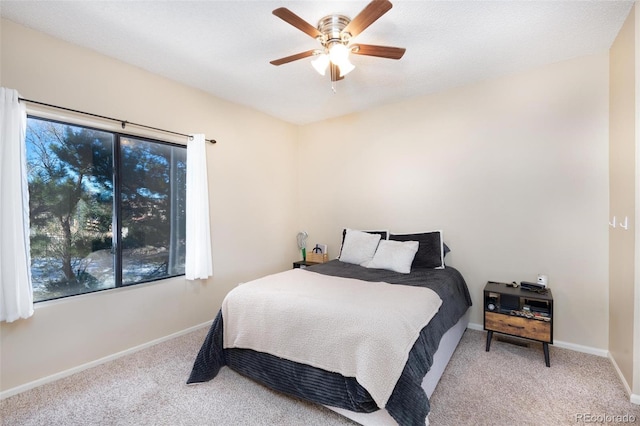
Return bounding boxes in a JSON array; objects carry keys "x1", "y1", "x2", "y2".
[
  {"x1": 484, "y1": 281, "x2": 554, "y2": 367},
  {"x1": 293, "y1": 261, "x2": 319, "y2": 269}
]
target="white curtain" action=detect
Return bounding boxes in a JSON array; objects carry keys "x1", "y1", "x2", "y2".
[
  {"x1": 185, "y1": 134, "x2": 213, "y2": 280},
  {"x1": 0, "y1": 88, "x2": 34, "y2": 322}
]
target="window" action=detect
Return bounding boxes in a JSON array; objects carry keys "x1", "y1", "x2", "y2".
[{"x1": 26, "y1": 116, "x2": 187, "y2": 302}]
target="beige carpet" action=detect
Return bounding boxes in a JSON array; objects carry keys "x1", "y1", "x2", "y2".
[
  {"x1": 1, "y1": 327, "x2": 639, "y2": 426},
  {"x1": 429, "y1": 330, "x2": 640, "y2": 425}
]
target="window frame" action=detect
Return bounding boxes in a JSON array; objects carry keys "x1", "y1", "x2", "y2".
[{"x1": 26, "y1": 114, "x2": 188, "y2": 303}]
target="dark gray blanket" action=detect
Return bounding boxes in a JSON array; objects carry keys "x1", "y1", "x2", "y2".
[{"x1": 188, "y1": 260, "x2": 471, "y2": 426}]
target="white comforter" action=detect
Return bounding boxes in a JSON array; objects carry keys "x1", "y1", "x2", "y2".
[{"x1": 222, "y1": 268, "x2": 442, "y2": 408}]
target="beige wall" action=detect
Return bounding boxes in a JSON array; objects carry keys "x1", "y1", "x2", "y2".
[
  {"x1": 609, "y1": 4, "x2": 637, "y2": 394},
  {"x1": 634, "y1": 2, "x2": 640, "y2": 401},
  {"x1": 0, "y1": 19, "x2": 300, "y2": 393},
  {"x1": 0, "y1": 15, "x2": 623, "y2": 395},
  {"x1": 299, "y1": 53, "x2": 610, "y2": 350}
]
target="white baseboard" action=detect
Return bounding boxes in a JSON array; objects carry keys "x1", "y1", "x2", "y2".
[
  {"x1": 467, "y1": 322, "x2": 608, "y2": 357},
  {"x1": 609, "y1": 353, "x2": 633, "y2": 398},
  {"x1": 466, "y1": 322, "x2": 483, "y2": 331},
  {"x1": 553, "y1": 340, "x2": 609, "y2": 357},
  {"x1": 609, "y1": 353, "x2": 640, "y2": 405},
  {"x1": 0, "y1": 320, "x2": 212, "y2": 400}
]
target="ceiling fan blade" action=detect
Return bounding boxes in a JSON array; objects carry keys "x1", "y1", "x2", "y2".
[
  {"x1": 330, "y1": 63, "x2": 345, "y2": 82},
  {"x1": 270, "y1": 49, "x2": 318, "y2": 66},
  {"x1": 351, "y1": 44, "x2": 406, "y2": 59},
  {"x1": 343, "y1": 0, "x2": 393, "y2": 37},
  {"x1": 273, "y1": 7, "x2": 323, "y2": 39}
]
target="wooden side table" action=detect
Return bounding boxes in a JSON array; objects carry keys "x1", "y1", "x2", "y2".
[{"x1": 484, "y1": 281, "x2": 554, "y2": 367}]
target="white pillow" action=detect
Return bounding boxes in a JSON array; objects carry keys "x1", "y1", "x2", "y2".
[
  {"x1": 339, "y1": 229, "x2": 381, "y2": 265},
  {"x1": 363, "y1": 239, "x2": 419, "y2": 274}
]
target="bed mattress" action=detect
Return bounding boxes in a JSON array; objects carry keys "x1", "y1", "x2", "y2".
[{"x1": 187, "y1": 260, "x2": 472, "y2": 426}]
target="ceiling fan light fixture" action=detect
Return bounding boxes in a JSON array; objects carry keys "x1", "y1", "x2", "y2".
[
  {"x1": 328, "y1": 43, "x2": 349, "y2": 66},
  {"x1": 338, "y1": 59, "x2": 355, "y2": 77},
  {"x1": 327, "y1": 42, "x2": 355, "y2": 77},
  {"x1": 311, "y1": 53, "x2": 330, "y2": 75}
]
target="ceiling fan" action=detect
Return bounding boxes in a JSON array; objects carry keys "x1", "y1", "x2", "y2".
[{"x1": 269, "y1": 0, "x2": 406, "y2": 83}]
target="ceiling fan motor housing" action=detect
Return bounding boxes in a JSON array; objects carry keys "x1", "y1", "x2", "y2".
[{"x1": 317, "y1": 15, "x2": 351, "y2": 47}]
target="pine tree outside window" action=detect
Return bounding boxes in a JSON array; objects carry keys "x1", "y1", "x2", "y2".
[{"x1": 26, "y1": 116, "x2": 186, "y2": 302}]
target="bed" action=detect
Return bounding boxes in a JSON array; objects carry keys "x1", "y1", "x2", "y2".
[{"x1": 187, "y1": 230, "x2": 472, "y2": 426}]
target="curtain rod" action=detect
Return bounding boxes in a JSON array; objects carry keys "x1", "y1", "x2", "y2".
[{"x1": 18, "y1": 97, "x2": 217, "y2": 144}]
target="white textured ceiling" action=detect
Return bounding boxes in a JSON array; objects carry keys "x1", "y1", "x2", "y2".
[{"x1": 0, "y1": 1, "x2": 634, "y2": 125}]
